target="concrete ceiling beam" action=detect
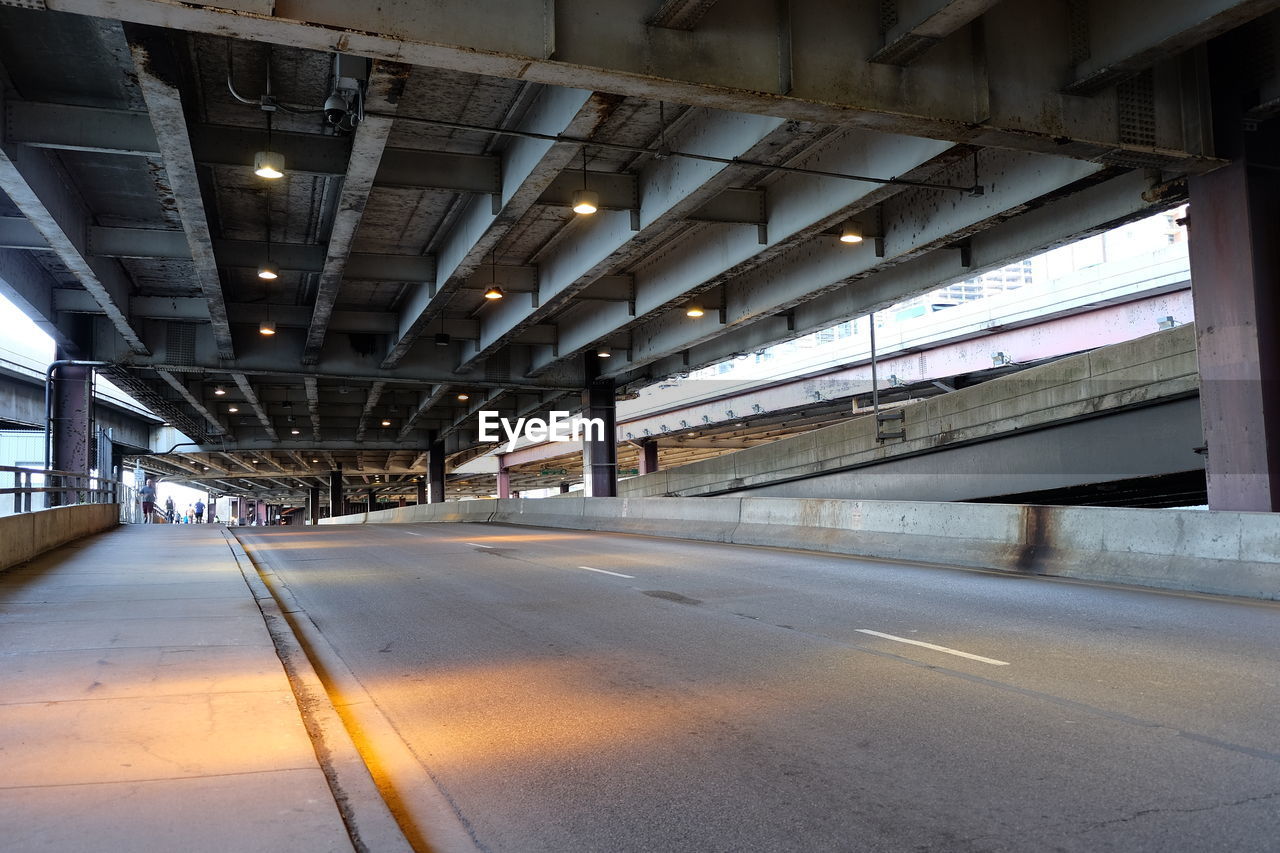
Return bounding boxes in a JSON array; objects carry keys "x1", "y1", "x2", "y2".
[
  {"x1": 127, "y1": 25, "x2": 236, "y2": 360},
  {"x1": 381, "y1": 86, "x2": 622, "y2": 368},
  {"x1": 44, "y1": 0, "x2": 1229, "y2": 166},
  {"x1": 304, "y1": 60, "x2": 412, "y2": 364},
  {"x1": 870, "y1": 0, "x2": 1004, "y2": 65}
]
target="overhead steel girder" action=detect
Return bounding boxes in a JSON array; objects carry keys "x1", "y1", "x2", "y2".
[
  {"x1": 0, "y1": 249, "x2": 80, "y2": 353},
  {"x1": 304, "y1": 61, "x2": 411, "y2": 365},
  {"x1": 382, "y1": 87, "x2": 622, "y2": 368},
  {"x1": 870, "y1": 0, "x2": 1005, "y2": 66},
  {"x1": 0, "y1": 90, "x2": 147, "y2": 354},
  {"x1": 45, "y1": 0, "x2": 1231, "y2": 166},
  {"x1": 457, "y1": 108, "x2": 797, "y2": 371},
  {"x1": 91, "y1": 317, "x2": 586, "y2": 391},
  {"x1": 1063, "y1": 0, "x2": 1280, "y2": 95},
  {"x1": 156, "y1": 370, "x2": 226, "y2": 435},
  {"x1": 128, "y1": 26, "x2": 235, "y2": 360},
  {"x1": 191, "y1": 439, "x2": 456, "y2": 453},
  {"x1": 528, "y1": 129, "x2": 961, "y2": 375},
  {"x1": 0, "y1": 220, "x2": 438, "y2": 281},
  {"x1": 602, "y1": 149, "x2": 1108, "y2": 379},
  {"x1": 626, "y1": 168, "x2": 1172, "y2": 386},
  {"x1": 6, "y1": 100, "x2": 505, "y2": 194}
]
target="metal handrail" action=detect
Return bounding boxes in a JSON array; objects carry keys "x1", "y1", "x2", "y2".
[{"x1": 0, "y1": 465, "x2": 122, "y2": 516}]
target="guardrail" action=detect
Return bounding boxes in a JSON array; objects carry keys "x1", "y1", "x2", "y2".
[{"x1": 0, "y1": 465, "x2": 131, "y2": 520}]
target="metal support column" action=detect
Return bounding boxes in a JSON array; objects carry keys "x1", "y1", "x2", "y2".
[
  {"x1": 416, "y1": 478, "x2": 427, "y2": 505},
  {"x1": 496, "y1": 454, "x2": 511, "y2": 499},
  {"x1": 1187, "y1": 61, "x2": 1280, "y2": 511},
  {"x1": 427, "y1": 440, "x2": 446, "y2": 503},
  {"x1": 50, "y1": 362, "x2": 93, "y2": 506},
  {"x1": 582, "y1": 358, "x2": 617, "y2": 497},
  {"x1": 329, "y1": 468, "x2": 344, "y2": 518},
  {"x1": 309, "y1": 487, "x2": 321, "y2": 525},
  {"x1": 638, "y1": 439, "x2": 659, "y2": 475}
]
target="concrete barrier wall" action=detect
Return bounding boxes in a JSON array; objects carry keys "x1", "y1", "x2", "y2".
[
  {"x1": 322, "y1": 496, "x2": 1280, "y2": 600},
  {"x1": 618, "y1": 324, "x2": 1200, "y2": 499},
  {"x1": 0, "y1": 504, "x2": 120, "y2": 572}
]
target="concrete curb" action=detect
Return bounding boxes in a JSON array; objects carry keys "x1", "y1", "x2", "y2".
[
  {"x1": 228, "y1": 530, "x2": 479, "y2": 853},
  {"x1": 220, "y1": 529, "x2": 421, "y2": 853}
]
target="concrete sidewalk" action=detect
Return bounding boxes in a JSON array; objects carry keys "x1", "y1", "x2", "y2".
[{"x1": 0, "y1": 523, "x2": 410, "y2": 853}]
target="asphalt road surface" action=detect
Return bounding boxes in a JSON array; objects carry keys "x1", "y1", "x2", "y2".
[{"x1": 235, "y1": 522, "x2": 1280, "y2": 853}]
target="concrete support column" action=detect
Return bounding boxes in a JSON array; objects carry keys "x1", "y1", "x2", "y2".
[
  {"x1": 638, "y1": 439, "x2": 660, "y2": 475},
  {"x1": 1187, "y1": 91, "x2": 1280, "y2": 510},
  {"x1": 50, "y1": 362, "x2": 92, "y2": 506},
  {"x1": 415, "y1": 478, "x2": 427, "y2": 505},
  {"x1": 257, "y1": 500, "x2": 267, "y2": 526},
  {"x1": 367, "y1": 488, "x2": 377, "y2": 513},
  {"x1": 309, "y1": 487, "x2": 321, "y2": 525},
  {"x1": 496, "y1": 454, "x2": 511, "y2": 500},
  {"x1": 560, "y1": 482, "x2": 571, "y2": 494},
  {"x1": 427, "y1": 440, "x2": 446, "y2": 503},
  {"x1": 329, "y1": 468, "x2": 343, "y2": 518},
  {"x1": 397, "y1": 496, "x2": 406, "y2": 507},
  {"x1": 582, "y1": 366, "x2": 617, "y2": 497}
]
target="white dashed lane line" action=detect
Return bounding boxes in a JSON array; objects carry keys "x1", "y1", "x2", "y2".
[
  {"x1": 856, "y1": 629, "x2": 1010, "y2": 666},
  {"x1": 576, "y1": 566, "x2": 635, "y2": 579}
]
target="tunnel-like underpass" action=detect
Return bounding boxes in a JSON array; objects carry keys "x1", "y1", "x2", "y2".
[{"x1": 235, "y1": 523, "x2": 1280, "y2": 853}]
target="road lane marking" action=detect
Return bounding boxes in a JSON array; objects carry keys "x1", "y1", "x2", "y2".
[
  {"x1": 855, "y1": 629, "x2": 1010, "y2": 666},
  {"x1": 577, "y1": 565, "x2": 635, "y2": 579},
  {"x1": 403, "y1": 531, "x2": 423, "y2": 536},
  {"x1": 463, "y1": 542, "x2": 493, "y2": 548}
]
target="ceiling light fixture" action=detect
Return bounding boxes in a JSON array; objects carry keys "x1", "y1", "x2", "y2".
[
  {"x1": 228, "y1": 405, "x2": 239, "y2": 413},
  {"x1": 596, "y1": 345, "x2": 612, "y2": 358},
  {"x1": 381, "y1": 419, "x2": 391, "y2": 427},
  {"x1": 839, "y1": 222, "x2": 864, "y2": 244},
  {"x1": 435, "y1": 332, "x2": 451, "y2": 346},
  {"x1": 253, "y1": 149, "x2": 285, "y2": 179},
  {"x1": 456, "y1": 393, "x2": 470, "y2": 402},
  {"x1": 685, "y1": 303, "x2": 705, "y2": 318},
  {"x1": 259, "y1": 319, "x2": 276, "y2": 336},
  {"x1": 572, "y1": 146, "x2": 598, "y2": 214},
  {"x1": 483, "y1": 249, "x2": 504, "y2": 299},
  {"x1": 291, "y1": 428, "x2": 301, "y2": 435},
  {"x1": 256, "y1": 261, "x2": 278, "y2": 280},
  {"x1": 213, "y1": 385, "x2": 226, "y2": 396}
]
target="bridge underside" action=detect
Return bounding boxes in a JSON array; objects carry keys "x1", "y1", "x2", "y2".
[{"x1": 0, "y1": 0, "x2": 1276, "y2": 508}]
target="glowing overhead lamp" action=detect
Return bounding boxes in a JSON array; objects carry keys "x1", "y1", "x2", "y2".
[
  {"x1": 596, "y1": 345, "x2": 612, "y2": 358},
  {"x1": 259, "y1": 319, "x2": 276, "y2": 336},
  {"x1": 572, "y1": 147, "x2": 598, "y2": 215},
  {"x1": 290, "y1": 428, "x2": 301, "y2": 435},
  {"x1": 257, "y1": 261, "x2": 279, "y2": 280},
  {"x1": 839, "y1": 222, "x2": 864, "y2": 244},
  {"x1": 253, "y1": 149, "x2": 285, "y2": 179},
  {"x1": 572, "y1": 189, "x2": 599, "y2": 215},
  {"x1": 456, "y1": 392, "x2": 470, "y2": 402},
  {"x1": 213, "y1": 385, "x2": 226, "y2": 396},
  {"x1": 228, "y1": 405, "x2": 239, "y2": 413},
  {"x1": 482, "y1": 249, "x2": 503, "y2": 299},
  {"x1": 381, "y1": 419, "x2": 392, "y2": 427},
  {"x1": 684, "y1": 303, "x2": 705, "y2": 318}
]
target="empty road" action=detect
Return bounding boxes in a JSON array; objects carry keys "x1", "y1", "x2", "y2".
[{"x1": 235, "y1": 523, "x2": 1280, "y2": 852}]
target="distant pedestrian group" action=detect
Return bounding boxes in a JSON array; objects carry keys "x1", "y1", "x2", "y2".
[{"x1": 142, "y1": 485, "x2": 211, "y2": 525}]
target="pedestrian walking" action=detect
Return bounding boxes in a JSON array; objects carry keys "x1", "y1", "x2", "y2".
[
  {"x1": 164, "y1": 496, "x2": 175, "y2": 523},
  {"x1": 184, "y1": 506, "x2": 194, "y2": 524},
  {"x1": 139, "y1": 479, "x2": 156, "y2": 523},
  {"x1": 194, "y1": 500, "x2": 205, "y2": 523}
]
